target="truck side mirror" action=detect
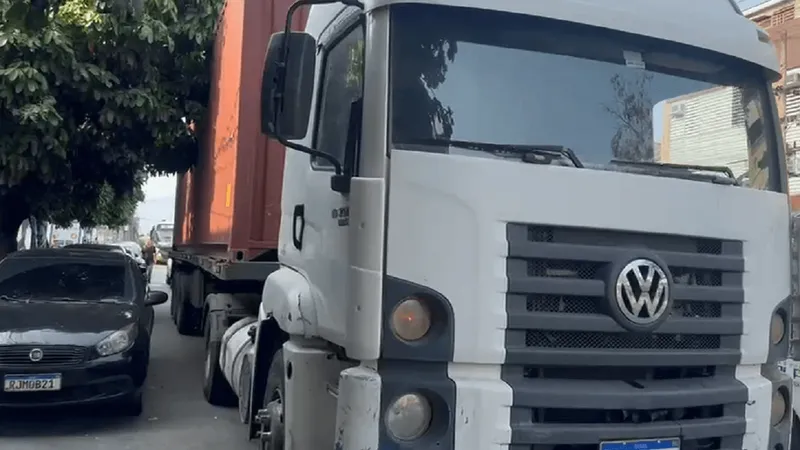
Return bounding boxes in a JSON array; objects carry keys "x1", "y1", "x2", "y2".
[{"x1": 261, "y1": 31, "x2": 317, "y2": 140}]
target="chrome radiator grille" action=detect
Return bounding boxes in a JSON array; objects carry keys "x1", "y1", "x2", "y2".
[{"x1": 502, "y1": 223, "x2": 745, "y2": 450}]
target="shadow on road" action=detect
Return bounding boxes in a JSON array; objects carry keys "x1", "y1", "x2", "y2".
[{"x1": 0, "y1": 404, "x2": 134, "y2": 437}]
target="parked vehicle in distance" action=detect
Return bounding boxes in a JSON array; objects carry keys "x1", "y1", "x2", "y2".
[
  {"x1": 117, "y1": 241, "x2": 144, "y2": 259},
  {"x1": 149, "y1": 223, "x2": 173, "y2": 264},
  {"x1": 114, "y1": 244, "x2": 147, "y2": 268},
  {"x1": 0, "y1": 248, "x2": 168, "y2": 416},
  {"x1": 65, "y1": 243, "x2": 147, "y2": 277}
]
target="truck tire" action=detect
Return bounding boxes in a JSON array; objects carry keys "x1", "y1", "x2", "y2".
[
  {"x1": 176, "y1": 298, "x2": 200, "y2": 335},
  {"x1": 202, "y1": 315, "x2": 237, "y2": 406},
  {"x1": 792, "y1": 415, "x2": 800, "y2": 450},
  {"x1": 258, "y1": 349, "x2": 285, "y2": 450},
  {"x1": 169, "y1": 271, "x2": 181, "y2": 324},
  {"x1": 238, "y1": 357, "x2": 253, "y2": 424}
]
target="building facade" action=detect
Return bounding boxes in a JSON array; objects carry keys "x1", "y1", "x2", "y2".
[{"x1": 658, "y1": 0, "x2": 800, "y2": 207}]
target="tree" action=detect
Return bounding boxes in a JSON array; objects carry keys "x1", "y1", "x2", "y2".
[
  {"x1": 0, "y1": 0, "x2": 222, "y2": 255},
  {"x1": 604, "y1": 73, "x2": 655, "y2": 162}
]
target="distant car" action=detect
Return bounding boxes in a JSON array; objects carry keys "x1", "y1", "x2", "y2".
[
  {"x1": 65, "y1": 243, "x2": 147, "y2": 277},
  {"x1": 117, "y1": 241, "x2": 143, "y2": 259},
  {"x1": 0, "y1": 248, "x2": 168, "y2": 415},
  {"x1": 114, "y1": 244, "x2": 147, "y2": 267}
]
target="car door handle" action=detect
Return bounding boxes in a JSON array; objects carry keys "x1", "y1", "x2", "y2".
[{"x1": 292, "y1": 204, "x2": 305, "y2": 251}]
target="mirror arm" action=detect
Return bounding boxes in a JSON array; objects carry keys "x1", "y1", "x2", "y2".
[{"x1": 274, "y1": 134, "x2": 344, "y2": 174}]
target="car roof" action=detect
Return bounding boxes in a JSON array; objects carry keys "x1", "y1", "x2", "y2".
[
  {"x1": 8, "y1": 247, "x2": 129, "y2": 262},
  {"x1": 64, "y1": 243, "x2": 122, "y2": 250}
]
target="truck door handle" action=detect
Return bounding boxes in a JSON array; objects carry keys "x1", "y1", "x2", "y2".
[{"x1": 292, "y1": 204, "x2": 305, "y2": 250}]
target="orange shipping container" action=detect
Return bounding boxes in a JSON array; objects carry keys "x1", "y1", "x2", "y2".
[{"x1": 174, "y1": 0, "x2": 309, "y2": 261}]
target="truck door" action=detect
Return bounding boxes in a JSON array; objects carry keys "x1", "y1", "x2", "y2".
[{"x1": 287, "y1": 11, "x2": 364, "y2": 345}]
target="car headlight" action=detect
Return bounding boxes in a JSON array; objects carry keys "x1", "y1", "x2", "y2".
[
  {"x1": 96, "y1": 323, "x2": 138, "y2": 357},
  {"x1": 385, "y1": 393, "x2": 432, "y2": 441}
]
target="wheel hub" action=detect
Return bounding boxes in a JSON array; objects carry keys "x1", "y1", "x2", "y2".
[{"x1": 257, "y1": 394, "x2": 284, "y2": 450}]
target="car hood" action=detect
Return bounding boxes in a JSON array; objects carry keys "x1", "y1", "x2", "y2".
[{"x1": 0, "y1": 301, "x2": 136, "y2": 347}]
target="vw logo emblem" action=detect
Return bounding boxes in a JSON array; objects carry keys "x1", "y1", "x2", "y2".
[
  {"x1": 29, "y1": 348, "x2": 44, "y2": 362},
  {"x1": 615, "y1": 258, "x2": 671, "y2": 328}
]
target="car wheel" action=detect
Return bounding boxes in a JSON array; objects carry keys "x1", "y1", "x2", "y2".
[
  {"x1": 202, "y1": 319, "x2": 237, "y2": 406},
  {"x1": 118, "y1": 391, "x2": 143, "y2": 417}
]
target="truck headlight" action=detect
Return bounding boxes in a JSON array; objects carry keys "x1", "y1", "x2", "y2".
[
  {"x1": 390, "y1": 298, "x2": 431, "y2": 342},
  {"x1": 771, "y1": 312, "x2": 786, "y2": 345},
  {"x1": 96, "y1": 323, "x2": 138, "y2": 357},
  {"x1": 385, "y1": 393, "x2": 432, "y2": 441},
  {"x1": 771, "y1": 387, "x2": 789, "y2": 426}
]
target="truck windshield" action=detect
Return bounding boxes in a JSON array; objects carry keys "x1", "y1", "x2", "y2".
[{"x1": 389, "y1": 4, "x2": 783, "y2": 191}]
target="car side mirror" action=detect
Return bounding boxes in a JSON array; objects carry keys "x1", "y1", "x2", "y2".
[
  {"x1": 145, "y1": 290, "x2": 169, "y2": 306},
  {"x1": 260, "y1": 31, "x2": 317, "y2": 140}
]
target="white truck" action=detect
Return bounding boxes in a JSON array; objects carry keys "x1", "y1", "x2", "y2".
[{"x1": 201, "y1": 0, "x2": 796, "y2": 449}]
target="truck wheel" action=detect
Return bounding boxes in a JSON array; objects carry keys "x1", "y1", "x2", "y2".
[
  {"x1": 169, "y1": 272, "x2": 181, "y2": 324},
  {"x1": 792, "y1": 415, "x2": 800, "y2": 450},
  {"x1": 176, "y1": 299, "x2": 200, "y2": 336},
  {"x1": 202, "y1": 318, "x2": 237, "y2": 406},
  {"x1": 257, "y1": 349, "x2": 285, "y2": 450},
  {"x1": 238, "y1": 357, "x2": 252, "y2": 424}
]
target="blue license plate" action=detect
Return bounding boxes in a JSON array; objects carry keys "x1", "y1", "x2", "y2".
[{"x1": 601, "y1": 438, "x2": 680, "y2": 450}]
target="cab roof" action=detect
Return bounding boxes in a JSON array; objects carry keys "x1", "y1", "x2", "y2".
[{"x1": 314, "y1": 0, "x2": 780, "y2": 77}]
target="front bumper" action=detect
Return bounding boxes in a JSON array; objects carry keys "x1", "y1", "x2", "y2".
[{"x1": 0, "y1": 351, "x2": 141, "y2": 408}]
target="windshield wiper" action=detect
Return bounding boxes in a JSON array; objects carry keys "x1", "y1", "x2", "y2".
[
  {"x1": 402, "y1": 138, "x2": 584, "y2": 168},
  {"x1": 608, "y1": 160, "x2": 739, "y2": 186}
]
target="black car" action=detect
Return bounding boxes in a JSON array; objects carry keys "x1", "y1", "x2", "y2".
[
  {"x1": 65, "y1": 243, "x2": 148, "y2": 277},
  {"x1": 0, "y1": 248, "x2": 168, "y2": 415}
]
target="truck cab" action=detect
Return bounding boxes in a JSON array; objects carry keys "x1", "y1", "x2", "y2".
[{"x1": 246, "y1": 0, "x2": 794, "y2": 449}]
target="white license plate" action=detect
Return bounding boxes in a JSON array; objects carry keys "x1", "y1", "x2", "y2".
[
  {"x1": 3, "y1": 374, "x2": 62, "y2": 392},
  {"x1": 601, "y1": 438, "x2": 680, "y2": 450}
]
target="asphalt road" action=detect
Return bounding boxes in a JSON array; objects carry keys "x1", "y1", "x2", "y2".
[{"x1": 0, "y1": 266, "x2": 254, "y2": 450}]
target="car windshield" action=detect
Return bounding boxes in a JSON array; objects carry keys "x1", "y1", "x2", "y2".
[
  {"x1": 0, "y1": 260, "x2": 129, "y2": 302},
  {"x1": 389, "y1": 4, "x2": 783, "y2": 191}
]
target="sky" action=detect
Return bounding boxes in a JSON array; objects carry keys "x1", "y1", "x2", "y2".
[{"x1": 136, "y1": 175, "x2": 176, "y2": 235}]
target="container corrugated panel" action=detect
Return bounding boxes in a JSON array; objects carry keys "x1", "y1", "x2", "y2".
[{"x1": 174, "y1": 0, "x2": 308, "y2": 261}]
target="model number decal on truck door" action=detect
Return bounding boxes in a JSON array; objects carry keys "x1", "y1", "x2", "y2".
[{"x1": 331, "y1": 207, "x2": 349, "y2": 227}]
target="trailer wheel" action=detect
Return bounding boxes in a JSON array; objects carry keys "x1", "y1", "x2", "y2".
[
  {"x1": 238, "y1": 357, "x2": 253, "y2": 424},
  {"x1": 169, "y1": 271, "x2": 182, "y2": 324},
  {"x1": 202, "y1": 316, "x2": 237, "y2": 406},
  {"x1": 176, "y1": 284, "x2": 200, "y2": 336},
  {"x1": 257, "y1": 349, "x2": 285, "y2": 450}
]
